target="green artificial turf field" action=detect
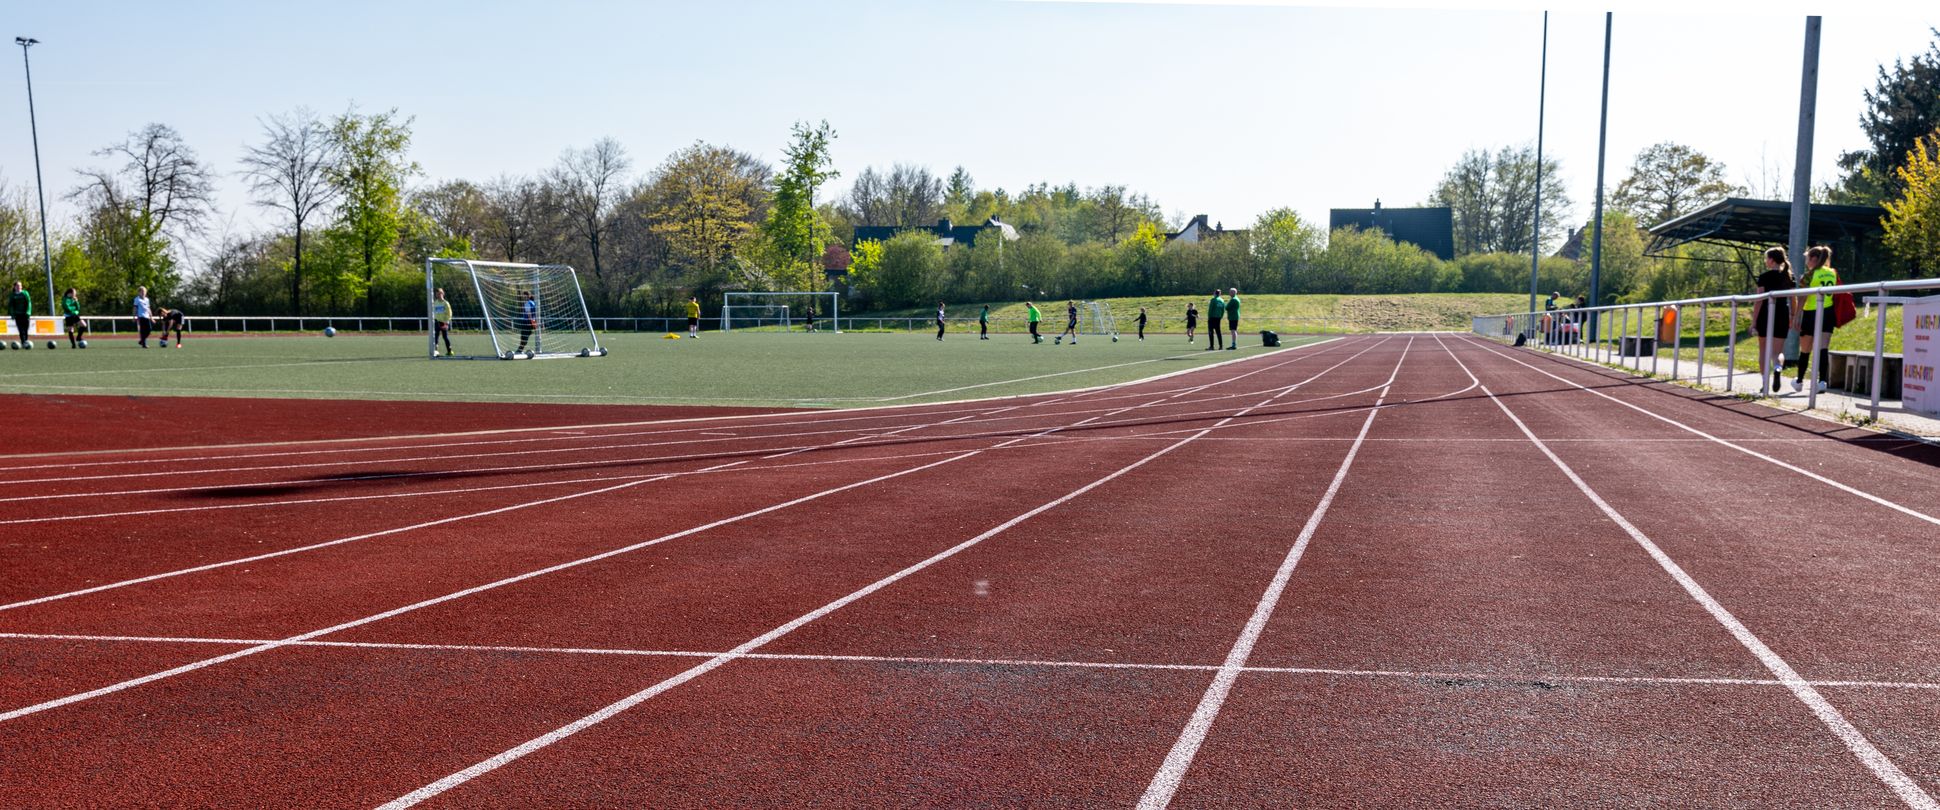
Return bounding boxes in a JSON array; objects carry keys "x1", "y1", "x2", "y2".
[{"x1": 0, "y1": 331, "x2": 1324, "y2": 408}]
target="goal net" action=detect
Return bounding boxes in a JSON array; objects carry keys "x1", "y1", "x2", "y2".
[
  {"x1": 1085, "y1": 301, "x2": 1118, "y2": 338},
  {"x1": 723, "y1": 291, "x2": 840, "y2": 333},
  {"x1": 425, "y1": 259, "x2": 605, "y2": 360}
]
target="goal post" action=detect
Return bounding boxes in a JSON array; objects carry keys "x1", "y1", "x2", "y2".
[
  {"x1": 425, "y1": 258, "x2": 606, "y2": 360},
  {"x1": 722, "y1": 291, "x2": 841, "y2": 333}
]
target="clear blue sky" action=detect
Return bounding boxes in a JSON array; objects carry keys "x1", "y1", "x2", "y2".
[{"x1": 3, "y1": 0, "x2": 1936, "y2": 256}]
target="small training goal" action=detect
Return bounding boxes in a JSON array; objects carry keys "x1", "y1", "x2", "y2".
[
  {"x1": 722, "y1": 291, "x2": 841, "y2": 333},
  {"x1": 425, "y1": 258, "x2": 606, "y2": 359}
]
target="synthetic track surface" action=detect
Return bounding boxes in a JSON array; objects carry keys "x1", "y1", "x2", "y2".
[{"x1": 3, "y1": 335, "x2": 1938, "y2": 808}]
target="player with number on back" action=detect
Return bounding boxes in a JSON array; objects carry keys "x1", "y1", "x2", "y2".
[{"x1": 686, "y1": 297, "x2": 701, "y2": 340}]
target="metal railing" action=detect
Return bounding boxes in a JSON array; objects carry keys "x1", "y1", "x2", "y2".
[{"x1": 1472, "y1": 277, "x2": 1939, "y2": 421}]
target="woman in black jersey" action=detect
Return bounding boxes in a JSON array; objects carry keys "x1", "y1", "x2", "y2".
[
  {"x1": 1184, "y1": 302, "x2": 1198, "y2": 342},
  {"x1": 1753, "y1": 246, "x2": 1795, "y2": 394}
]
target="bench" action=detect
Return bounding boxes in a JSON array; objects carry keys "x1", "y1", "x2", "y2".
[
  {"x1": 1619, "y1": 336, "x2": 1656, "y2": 357},
  {"x1": 1826, "y1": 350, "x2": 1903, "y2": 399}
]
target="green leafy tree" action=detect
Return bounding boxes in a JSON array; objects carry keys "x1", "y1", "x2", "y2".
[
  {"x1": 1833, "y1": 30, "x2": 1940, "y2": 204},
  {"x1": 646, "y1": 142, "x2": 770, "y2": 283},
  {"x1": 1430, "y1": 145, "x2": 1570, "y2": 255},
  {"x1": 1883, "y1": 130, "x2": 1940, "y2": 272},
  {"x1": 874, "y1": 230, "x2": 945, "y2": 308},
  {"x1": 761, "y1": 120, "x2": 839, "y2": 291},
  {"x1": 1250, "y1": 208, "x2": 1322, "y2": 292},
  {"x1": 1611, "y1": 142, "x2": 1733, "y2": 228},
  {"x1": 325, "y1": 108, "x2": 418, "y2": 313},
  {"x1": 1314, "y1": 227, "x2": 1448, "y2": 294},
  {"x1": 1119, "y1": 221, "x2": 1165, "y2": 292}
]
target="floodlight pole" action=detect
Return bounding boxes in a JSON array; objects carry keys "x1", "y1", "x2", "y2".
[
  {"x1": 1588, "y1": 12, "x2": 1612, "y2": 328},
  {"x1": 1788, "y1": 17, "x2": 1820, "y2": 280},
  {"x1": 16, "y1": 37, "x2": 54, "y2": 310},
  {"x1": 1528, "y1": 11, "x2": 1549, "y2": 317}
]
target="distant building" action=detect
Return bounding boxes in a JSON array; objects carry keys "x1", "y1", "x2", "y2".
[
  {"x1": 1166, "y1": 214, "x2": 1247, "y2": 245},
  {"x1": 1329, "y1": 200, "x2": 1455, "y2": 260},
  {"x1": 850, "y1": 217, "x2": 1019, "y2": 249}
]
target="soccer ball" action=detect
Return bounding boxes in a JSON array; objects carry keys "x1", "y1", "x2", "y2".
[
  {"x1": 46, "y1": 341, "x2": 56, "y2": 350},
  {"x1": 6, "y1": 342, "x2": 16, "y2": 350},
  {"x1": 160, "y1": 339, "x2": 169, "y2": 348},
  {"x1": 1112, "y1": 336, "x2": 1119, "y2": 343},
  {"x1": 78, "y1": 340, "x2": 88, "y2": 348},
  {"x1": 323, "y1": 326, "x2": 338, "y2": 338},
  {"x1": 432, "y1": 350, "x2": 441, "y2": 357},
  {"x1": 1054, "y1": 336, "x2": 1062, "y2": 345},
  {"x1": 21, "y1": 341, "x2": 30, "y2": 350}
]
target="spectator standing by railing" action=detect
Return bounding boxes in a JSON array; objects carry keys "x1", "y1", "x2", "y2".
[
  {"x1": 1754, "y1": 247, "x2": 1794, "y2": 392},
  {"x1": 1791, "y1": 245, "x2": 1842, "y2": 393}
]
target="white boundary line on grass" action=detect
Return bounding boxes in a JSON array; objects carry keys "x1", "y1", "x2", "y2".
[
  {"x1": 1438, "y1": 333, "x2": 1937, "y2": 810},
  {"x1": 0, "y1": 338, "x2": 1336, "y2": 462},
  {"x1": 1135, "y1": 337, "x2": 1410, "y2": 809},
  {"x1": 10, "y1": 631, "x2": 1940, "y2": 691},
  {"x1": 374, "y1": 338, "x2": 1383, "y2": 809},
  {"x1": 0, "y1": 339, "x2": 1368, "y2": 717},
  {"x1": 1463, "y1": 336, "x2": 1940, "y2": 529}
]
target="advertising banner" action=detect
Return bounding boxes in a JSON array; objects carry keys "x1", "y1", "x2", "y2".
[{"x1": 1905, "y1": 297, "x2": 1940, "y2": 417}]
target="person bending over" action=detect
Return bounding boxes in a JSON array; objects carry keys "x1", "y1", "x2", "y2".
[{"x1": 155, "y1": 305, "x2": 186, "y2": 346}]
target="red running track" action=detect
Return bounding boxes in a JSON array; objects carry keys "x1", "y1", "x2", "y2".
[{"x1": 3, "y1": 334, "x2": 1939, "y2": 808}]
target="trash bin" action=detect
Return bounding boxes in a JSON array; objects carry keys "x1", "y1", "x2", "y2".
[{"x1": 1657, "y1": 306, "x2": 1679, "y2": 345}]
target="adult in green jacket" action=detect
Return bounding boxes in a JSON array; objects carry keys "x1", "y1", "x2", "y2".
[
  {"x1": 1026, "y1": 301, "x2": 1043, "y2": 344},
  {"x1": 1225, "y1": 288, "x2": 1242, "y2": 350},
  {"x1": 8, "y1": 282, "x2": 30, "y2": 347},
  {"x1": 1206, "y1": 290, "x2": 1226, "y2": 350}
]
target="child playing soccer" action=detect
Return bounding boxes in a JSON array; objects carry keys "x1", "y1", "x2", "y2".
[
  {"x1": 61, "y1": 288, "x2": 87, "y2": 348},
  {"x1": 155, "y1": 305, "x2": 186, "y2": 346},
  {"x1": 1055, "y1": 300, "x2": 1078, "y2": 345},
  {"x1": 431, "y1": 288, "x2": 454, "y2": 355}
]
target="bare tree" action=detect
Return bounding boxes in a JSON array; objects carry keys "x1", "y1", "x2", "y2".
[
  {"x1": 74, "y1": 123, "x2": 217, "y2": 241},
  {"x1": 239, "y1": 108, "x2": 340, "y2": 314},
  {"x1": 845, "y1": 164, "x2": 943, "y2": 226},
  {"x1": 551, "y1": 138, "x2": 631, "y2": 295},
  {"x1": 482, "y1": 174, "x2": 546, "y2": 262}
]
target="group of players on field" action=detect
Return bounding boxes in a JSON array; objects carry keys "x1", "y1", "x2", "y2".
[
  {"x1": 5, "y1": 285, "x2": 183, "y2": 350},
  {"x1": 930, "y1": 288, "x2": 1245, "y2": 350}
]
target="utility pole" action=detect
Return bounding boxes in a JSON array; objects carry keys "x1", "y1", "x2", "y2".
[
  {"x1": 1589, "y1": 12, "x2": 1612, "y2": 328},
  {"x1": 1528, "y1": 11, "x2": 1549, "y2": 316},
  {"x1": 16, "y1": 36, "x2": 54, "y2": 310},
  {"x1": 1788, "y1": 17, "x2": 1821, "y2": 280}
]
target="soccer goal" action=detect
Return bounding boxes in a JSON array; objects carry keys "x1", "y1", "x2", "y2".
[
  {"x1": 1084, "y1": 300, "x2": 1119, "y2": 339},
  {"x1": 424, "y1": 258, "x2": 606, "y2": 360},
  {"x1": 722, "y1": 291, "x2": 841, "y2": 333}
]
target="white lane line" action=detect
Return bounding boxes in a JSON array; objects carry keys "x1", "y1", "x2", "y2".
[
  {"x1": 1135, "y1": 337, "x2": 1410, "y2": 810},
  {"x1": 1465, "y1": 336, "x2": 1940, "y2": 529},
  {"x1": 380, "y1": 425, "x2": 1256, "y2": 806},
  {"x1": 377, "y1": 342, "x2": 1386, "y2": 808},
  {"x1": 4, "y1": 358, "x2": 1344, "y2": 496},
  {"x1": 0, "y1": 344, "x2": 1360, "y2": 724},
  {"x1": 11, "y1": 631, "x2": 1940, "y2": 691},
  {"x1": 0, "y1": 336, "x2": 1341, "y2": 465},
  {"x1": 1439, "y1": 334, "x2": 1938, "y2": 810}
]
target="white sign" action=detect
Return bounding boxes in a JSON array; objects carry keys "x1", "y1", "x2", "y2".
[{"x1": 1905, "y1": 297, "x2": 1940, "y2": 418}]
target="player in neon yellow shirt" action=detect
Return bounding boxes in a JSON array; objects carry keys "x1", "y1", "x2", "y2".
[
  {"x1": 686, "y1": 297, "x2": 702, "y2": 339},
  {"x1": 431, "y1": 288, "x2": 454, "y2": 355}
]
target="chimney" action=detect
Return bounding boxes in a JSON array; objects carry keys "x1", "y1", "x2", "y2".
[
  {"x1": 938, "y1": 218, "x2": 953, "y2": 231},
  {"x1": 1373, "y1": 199, "x2": 1382, "y2": 212}
]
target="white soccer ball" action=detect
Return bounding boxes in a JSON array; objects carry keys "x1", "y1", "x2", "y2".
[
  {"x1": 323, "y1": 326, "x2": 338, "y2": 338},
  {"x1": 432, "y1": 350, "x2": 441, "y2": 357},
  {"x1": 7, "y1": 342, "x2": 16, "y2": 350},
  {"x1": 21, "y1": 341, "x2": 30, "y2": 350},
  {"x1": 46, "y1": 341, "x2": 56, "y2": 350},
  {"x1": 77, "y1": 339, "x2": 88, "y2": 348},
  {"x1": 1112, "y1": 336, "x2": 1119, "y2": 343},
  {"x1": 160, "y1": 339, "x2": 169, "y2": 348}
]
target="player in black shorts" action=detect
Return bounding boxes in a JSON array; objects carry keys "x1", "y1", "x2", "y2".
[
  {"x1": 1136, "y1": 307, "x2": 1148, "y2": 341},
  {"x1": 61, "y1": 288, "x2": 87, "y2": 348},
  {"x1": 1185, "y1": 303, "x2": 1198, "y2": 342},
  {"x1": 1055, "y1": 301, "x2": 1079, "y2": 345},
  {"x1": 156, "y1": 306, "x2": 186, "y2": 347}
]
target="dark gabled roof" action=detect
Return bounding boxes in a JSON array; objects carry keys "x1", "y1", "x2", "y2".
[
  {"x1": 851, "y1": 218, "x2": 1008, "y2": 248},
  {"x1": 1329, "y1": 206, "x2": 1455, "y2": 260},
  {"x1": 1645, "y1": 197, "x2": 1886, "y2": 256}
]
